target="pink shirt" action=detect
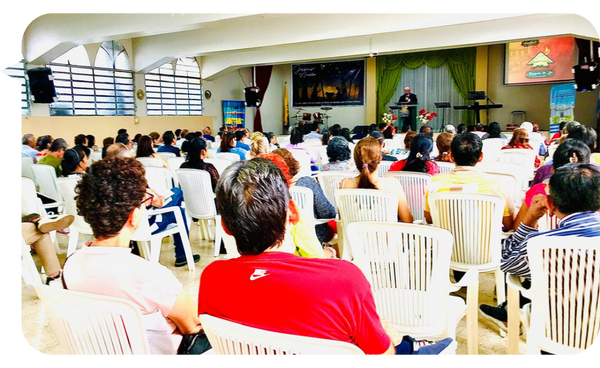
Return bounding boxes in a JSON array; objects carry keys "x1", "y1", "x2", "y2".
[
  {"x1": 524, "y1": 183, "x2": 549, "y2": 207},
  {"x1": 198, "y1": 252, "x2": 391, "y2": 354},
  {"x1": 63, "y1": 245, "x2": 183, "y2": 354}
]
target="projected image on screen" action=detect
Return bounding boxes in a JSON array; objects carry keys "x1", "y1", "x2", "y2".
[{"x1": 505, "y1": 37, "x2": 576, "y2": 85}]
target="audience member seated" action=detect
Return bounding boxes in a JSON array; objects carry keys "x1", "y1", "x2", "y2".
[
  {"x1": 340, "y1": 137, "x2": 413, "y2": 223},
  {"x1": 340, "y1": 127, "x2": 354, "y2": 142},
  {"x1": 176, "y1": 129, "x2": 189, "y2": 148},
  {"x1": 435, "y1": 132, "x2": 453, "y2": 162},
  {"x1": 264, "y1": 132, "x2": 279, "y2": 151},
  {"x1": 370, "y1": 131, "x2": 398, "y2": 161},
  {"x1": 61, "y1": 146, "x2": 90, "y2": 177},
  {"x1": 180, "y1": 138, "x2": 220, "y2": 192},
  {"x1": 22, "y1": 212, "x2": 74, "y2": 285},
  {"x1": 456, "y1": 123, "x2": 467, "y2": 134},
  {"x1": 273, "y1": 149, "x2": 337, "y2": 246},
  {"x1": 136, "y1": 135, "x2": 170, "y2": 168},
  {"x1": 501, "y1": 128, "x2": 541, "y2": 168},
  {"x1": 74, "y1": 134, "x2": 87, "y2": 148},
  {"x1": 218, "y1": 132, "x2": 247, "y2": 160},
  {"x1": 157, "y1": 131, "x2": 182, "y2": 157},
  {"x1": 36, "y1": 135, "x2": 53, "y2": 158},
  {"x1": 38, "y1": 138, "x2": 68, "y2": 177},
  {"x1": 512, "y1": 139, "x2": 590, "y2": 230},
  {"x1": 480, "y1": 163, "x2": 600, "y2": 330},
  {"x1": 424, "y1": 133, "x2": 515, "y2": 229},
  {"x1": 329, "y1": 124, "x2": 341, "y2": 138},
  {"x1": 320, "y1": 132, "x2": 331, "y2": 146},
  {"x1": 419, "y1": 125, "x2": 433, "y2": 139},
  {"x1": 202, "y1": 126, "x2": 215, "y2": 142},
  {"x1": 568, "y1": 125, "x2": 600, "y2": 164},
  {"x1": 470, "y1": 123, "x2": 486, "y2": 138},
  {"x1": 389, "y1": 133, "x2": 439, "y2": 175},
  {"x1": 101, "y1": 137, "x2": 114, "y2": 159},
  {"x1": 149, "y1": 131, "x2": 162, "y2": 149},
  {"x1": 351, "y1": 126, "x2": 369, "y2": 141},
  {"x1": 180, "y1": 132, "x2": 197, "y2": 154},
  {"x1": 378, "y1": 123, "x2": 394, "y2": 139},
  {"x1": 22, "y1": 133, "x2": 38, "y2": 162},
  {"x1": 198, "y1": 158, "x2": 452, "y2": 355},
  {"x1": 519, "y1": 121, "x2": 547, "y2": 156},
  {"x1": 64, "y1": 157, "x2": 208, "y2": 354},
  {"x1": 388, "y1": 131, "x2": 417, "y2": 158},
  {"x1": 548, "y1": 121, "x2": 567, "y2": 144},
  {"x1": 304, "y1": 125, "x2": 322, "y2": 140},
  {"x1": 284, "y1": 127, "x2": 316, "y2": 163},
  {"x1": 234, "y1": 130, "x2": 251, "y2": 151},
  {"x1": 444, "y1": 125, "x2": 456, "y2": 135},
  {"x1": 115, "y1": 132, "x2": 133, "y2": 150},
  {"x1": 85, "y1": 134, "x2": 97, "y2": 151},
  {"x1": 481, "y1": 122, "x2": 507, "y2": 140},
  {"x1": 323, "y1": 136, "x2": 356, "y2": 172},
  {"x1": 250, "y1": 135, "x2": 269, "y2": 158},
  {"x1": 105, "y1": 143, "x2": 132, "y2": 160}
]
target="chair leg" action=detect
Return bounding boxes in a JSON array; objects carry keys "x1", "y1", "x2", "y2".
[
  {"x1": 198, "y1": 219, "x2": 207, "y2": 240},
  {"x1": 466, "y1": 271, "x2": 479, "y2": 355},
  {"x1": 507, "y1": 285, "x2": 520, "y2": 354},
  {"x1": 149, "y1": 237, "x2": 162, "y2": 263},
  {"x1": 214, "y1": 216, "x2": 223, "y2": 258},
  {"x1": 495, "y1": 268, "x2": 507, "y2": 337},
  {"x1": 66, "y1": 228, "x2": 80, "y2": 257},
  {"x1": 174, "y1": 209, "x2": 195, "y2": 272},
  {"x1": 137, "y1": 241, "x2": 150, "y2": 260},
  {"x1": 205, "y1": 219, "x2": 214, "y2": 241}
]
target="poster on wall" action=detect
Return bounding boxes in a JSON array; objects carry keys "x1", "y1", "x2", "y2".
[
  {"x1": 222, "y1": 100, "x2": 245, "y2": 129},
  {"x1": 292, "y1": 59, "x2": 364, "y2": 107},
  {"x1": 549, "y1": 83, "x2": 576, "y2": 133},
  {"x1": 505, "y1": 36, "x2": 576, "y2": 85}
]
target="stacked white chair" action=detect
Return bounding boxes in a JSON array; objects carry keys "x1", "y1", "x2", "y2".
[
  {"x1": 31, "y1": 164, "x2": 64, "y2": 213},
  {"x1": 176, "y1": 169, "x2": 223, "y2": 257},
  {"x1": 136, "y1": 157, "x2": 163, "y2": 168},
  {"x1": 215, "y1": 152, "x2": 241, "y2": 163},
  {"x1": 482, "y1": 138, "x2": 504, "y2": 162},
  {"x1": 199, "y1": 314, "x2": 363, "y2": 355},
  {"x1": 377, "y1": 161, "x2": 393, "y2": 177},
  {"x1": 22, "y1": 156, "x2": 37, "y2": 185},
  {"x1": 334, "y1": 189, "x2": 398, "y2": 260},
  {"x1": 56, "y1": 177, "x2": 94, "y2": 256},
  {"x1": 428, "y1": 192, "x2": 507, "y2": 344},
  {"x1": 36, "y1": 285, "x2": 152, "y2": 354},
  {"x1": 436, "y1": 161, "x2": 456, "y2": 174},
  {"x1": 507, "y1": 236, "x2": 600, "y2": 355},
  {"x1": 204, "y1": 158, "x2": 233, "y2": 175},
  {"x1": 316, "y1": 171, "x2": 357, "y2": 209},
  {"x1": 384, "y1": 172, "x2": 432, "y2": 222},
  {"x1": 346, "y1": 222, "x2": 479, "y2": 354}
]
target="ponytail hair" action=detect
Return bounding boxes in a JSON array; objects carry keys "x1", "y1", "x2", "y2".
[
  {"x1": 61, "y1": 149, "x2": 82, "y2": 177},
  {"x1": 353, "y1": 137, "x2": 381, "y2": 189},
  {"x1": 403, "y1": 134, "x2": 433, "y2": 173}
]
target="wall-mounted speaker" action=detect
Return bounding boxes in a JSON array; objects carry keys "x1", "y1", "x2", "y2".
[
  {"x1": 27, "y1": 67, "x2": 57, "y2": 103},
  {"x1": 244, "y1": 86, "x2": 260, "y2": 107}
]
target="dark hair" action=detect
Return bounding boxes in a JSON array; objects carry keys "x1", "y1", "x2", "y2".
[
  {"x1": 327, "y1": 136, "x2": 351, "y2": 163},
  {"x1": 216, "y1": 158, "x2": 290, "y2": 255},
  {"x1": 181, "y1": 132, "x2": 198, "y2": 153},
  {"x1": 419, "y1": 125, "x2": 433, "y2": 138},
  {"x1": 568, "y1": 125, "x2": 597, "y2": 153},
  {"x1": 369, "y1": 124, "x2": 377, "y2": 132},
  {"x1": 370, "y1": 130, "x2": 384, "y2": 145},
  {"x1": 290, "y1": 127, "x2": 304, "y2": 145},
  {"x1": 115, "y1": 133, "x2": 129, "y2": 146},
  {"x1": 61, "y1": 149, "x2": 83, "y2": 177},
  {"x1": 401, "y1": 124, "x2": 411, "y2": 133},
  {"x1": 404, "y1": 131, "x2": 418, "y2": 150},
  {"x1": 135, "y1": 135, "x2": 155, "y2": 158},
  {"x1": 475, "y1": 123, "x2": 484, "y2": 132},
  {"x1": 234, "y1": 130, "x2": 246, "y2": 142},
  {"x1": 272, "y1": 148, "x2": 300, "y2": 177},
  {"x1": 450, "y1": 133, "x2": 482, "y2": 166},
  {"x1": 162, "y1": 131, "x2": 175, "y2": 146},
  {"x1": 86, "y1": 135, "x2": 96, "y2": 148},
  {"x1": 340, "y1": 128, "x2": 352, "y2": 142},
  {"x1": 133, "y1": 133, "x2": 142, "y2": 144},
  {"x1": 321, "y1": 132, "x2": 331, "y2": 146},
  {"x1": 403, "y1": 134, "x2": 433, "y2": 173},
  {"x1": 559, "y1": 121, "x2": 567, "y2": 132},
  {"x1": 37, "y1": 135, "x2": 53, "y2": 151},
  {"x1": 220, "y1": 132, "x2": 235, "y2": 152},
  {"x1": 117, "y1": 128, "x2": 127, "y2": 135},
  {"x1": 353, "y1": 137, "x2": 381, "y2": 189},
  {"x1": 175, "y1": 129, "x2": 182, "y2": 138},
  {"x1": 75, "y1": 157, "x2": 147, "y2": 239},
  {"x1": 329, "y1": 124, "x2": 341, "y2": 137},
  {"x1": 74, "y1": 134, "x2": 87, "y2": 146},
  {"x1": 457, "y1": 123, "x2": 467, "y2": 134},
  {"x1": 186, "y1": 138, "x2": 208, "y2": 166},
  {"x1": 101, "y1": 137, "x2": 114, "y2": 158},
  {"x1": 552, "y1": 139, "x2": 590, "y2": 171},
  {"x1": 549, "y1": 163, "x2": 600, "y2": 214},
  {"x1": 149, "y1": 132, "x2": 160, "y2": 142},
  {"x1": 73, "y1": 144, "x2": 90, "y2": 160},
  {"x1": 487, "y1": 122, "x2": 502, "y2": 138},
  {"x1": 378, "y1": 123, "x2": 387, "y2": 130}
]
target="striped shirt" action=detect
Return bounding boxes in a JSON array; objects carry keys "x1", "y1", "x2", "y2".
[{"x1": 501, "y1": 211, "x2": 600, "y2": 278}]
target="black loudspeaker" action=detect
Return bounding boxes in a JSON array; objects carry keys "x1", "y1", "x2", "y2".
[
  {"x1": 27, "y1": 67, "x2": 57, "y2": 103},
  {"x1": 244, "y1": 86, "x2": 260, "y2": 107},
  {"x1": 573, "y1": 63, "x2": 599, "y2": 92}
]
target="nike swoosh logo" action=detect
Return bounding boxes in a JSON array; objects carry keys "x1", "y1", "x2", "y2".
[{"x1": 250, "y1": 269, "x2": 270, "y2": 281}]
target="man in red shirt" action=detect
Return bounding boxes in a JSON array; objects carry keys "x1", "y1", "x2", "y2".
[{"x1": 198, "y1": 158, "x2": 454, "y2": 354}]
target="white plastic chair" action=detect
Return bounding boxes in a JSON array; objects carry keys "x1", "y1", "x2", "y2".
[
  {"x1": 346, "y1": 222, "x2": 478, "y2": 354},
  {"x1": 56, "y1": 177, "x2": 94, "y2": 256},
  {"x1": 288, "y1": 149, "x2": 313, "y2": 178},
  {"x1": 384, "y1": 172, "x2": 432, "y2": 222},
  {"x1": 144, "y1": 167, "x2": 174, "y2": 196},
  {"x1": 304, "y1": 138, "x2": 322, "y2": 147},
  {"x1": 199, "y1": 314, "x2": 364, "y2": 355},
  {"x1": 428, "y1": 192, "x2": 507, "y2": 343},
  {"x1": 166, "y1": 157, "x2": 185, "y2": 187},
  {"x1": 89, "y1": 150, "x2": 102, "y2": 165},
  {"x1": 22, "y1": 177, "x2": 47, "y2": 215},
  {"x1": 377, "y1": 161, "x2": 393, "y2": 177},
  {"x1": 31, "y1": 163, "x2": 64, "y2": 212},
  {"x1": 334, "y1": 189, "x2": 398, "y2": 260},
  {"x1": 476, "y1": 161, "x2": 529, "y2": 193},
  {"x1": 508, "y1": 236, "x2": 600, "y2": 355},
  {"x1": 215, "y1": 152, "x2": 241, "y2": 163},
  {"x1": 21, "y1": 236, "x2": 44, "y2": 291},
  {"x1": 176, "y1": 169, "x2": 223, "y2": 257},
  {"x1": 498, "y1": 149, "x2": 537, "y2": 180},
  {"x1": 204, "y1": 158, "x2": 232, "y2": 176},
  {"x1": 537, "y1": 212, "x2": 559, "y2": 232},
  {"x1": 130, "y1": 205, "x2": 196, "y2": 271},
  {"x1": 436, "y1": 161, "x2": 456, "y2": 174},
  {"x1": 156, "y1": 152, "x2": 176, "y2": 160},
  {"x1": 484, "y1": 172, "x2": 522, "y2": 209},
  {"x1": 22, "y1": 156, "x2": 37, "y2": 185},
  {"x1": 36, "y1": 285, "x2": 152, "y2": 354},
  {"x1": 482, "y1": 138, "x2": 504, "y2": 162},
  {"x1": 317, "y1": 146, "x2": 329, "y2": 166},
  {"x1": 316, "y1": 171, "x2": 357, "y2": 209},
  {"x1": 136, "y1": 157, "x2": 163, "y2": 168}
]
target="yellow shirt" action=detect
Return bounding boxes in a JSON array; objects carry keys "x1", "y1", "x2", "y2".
[
  {"x1": 424, "y1": 169, "x2": 512, "y2": 216},
  {"x1": 290, "y1": 217, "x2": 325, "y2": 258},
  {"x1": 591, "y1": 153, "x2": 600, "y2": 165}
]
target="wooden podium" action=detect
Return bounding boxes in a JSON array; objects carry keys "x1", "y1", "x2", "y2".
[{"x1": 390, "y1": 104, "x2": 418, "y2": 131}]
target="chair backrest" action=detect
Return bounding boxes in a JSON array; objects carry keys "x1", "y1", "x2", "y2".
[
  {"x1": 377, "y1": 161, "x2": 393, "y2": 177},
  {"x1": 482, "y1": 138, "x2": 504, "y2": 162},
  {"x1": 476, "y1": 161, "x2": 529, "y2": 192},
  {"x1": 316, "y1": 171, "x2": 357, "y2": 209},
  {"x1": 176, "y1": 169, "x2": 217, "y2": 219},
  {"x1": 31, "y1": 163, "x2": 62, "y2": 202},
  {"x1": 289, "y1": 186, "x2": 316, "y2": 227},
  {"x1": 304, "y1": 138, "x2": 322, "y2": 147},
  {"x1": 428, "y1": 192, "x2": 505, "y2": 269},
  {"x1": 346, "y1": 222, "x2": 453, "y2": 335},
  {"x1": 484, "y1": 172, "x2": 521, "y2": 206},
  {"x1": 204, "y1": 158, "x2": 232, "y2": 175},
  {"x1": 383, "y1": 138, "x2": 399, "y2": 151},
  {"x1": 384, "y1": 171, "x2": 432, "y2": 222},
  {"x1": 89, "y1": 150, "x2": 102, "y2": 165},
  {"x1": 22, "y1": 156, "x2": 37, "y2": 184},
  {"x1": 317, "y1": 146, "x2": 329, "y2": 166},
  {"x1": 527, "y1": 236, "x2": 600, "y2": 354},
  {"x1": 144, "y1": 167, "x2": 174, "y2": 195},
  {"x1": 156, "y1": 152, "x2": 176, "y2": 160},
  {"x1": 22, "y1": 177, "x2": 45, "y2": 215},
  {"x1": 136, "y1": 157, "x2": 163, "y2": 168},
  {"x1": 538, "y1": 212, "x2": 559, "y2": 232},
  {"x1": 215, "y1": 152, "x2": 241, "y2": 163},
  {"x1": 497, "y1": 149, "x2": 537, "y2": 178},
  {"x1": 56, "y1": 177, "x2": 93, "y2": 234},
  {"x1": 288, "y1": 149, "x2": 313, "y2": 178},
  {"x1": 167, "y1": 157, "x2": 185, "y2": 187},
  {"x1": 436, "y1": 161, "x2": 456, "y2": 174},
  {"x1": 37, "y1": 285, "x2": 151, "y2": 354},
  {"x1": 207, "y1": 148, "x2": 218, "y2": 158},
  {"x1": 199, "y1": 314, "x2": 364, "y2": 355}
]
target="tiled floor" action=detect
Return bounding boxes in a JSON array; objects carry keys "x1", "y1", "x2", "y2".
[{"x1": 21, "y1": 222, "x2": 526, "y2": 355}]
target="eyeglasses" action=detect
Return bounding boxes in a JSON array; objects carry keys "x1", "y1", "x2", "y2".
[{"x1": 140, "y1": 193, "x2": 154, "y2": 208}]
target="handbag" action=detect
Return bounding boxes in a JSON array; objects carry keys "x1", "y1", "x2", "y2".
[{"x1": 177, "y1": 330, "x2": 212, "y2": 355}]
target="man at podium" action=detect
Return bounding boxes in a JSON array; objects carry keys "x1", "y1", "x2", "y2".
[{"x1": 397, "y1": 87, "x2": 418, "y2": 131}]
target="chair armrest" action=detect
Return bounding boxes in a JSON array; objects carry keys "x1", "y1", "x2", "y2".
[
  {"x1": 448, "y1": 268, "x2": 479, "y2": 292},
  {"x1": 412, "y1": 220, "x2": 424, "y2": 225},
  {"x1": 507, "y1": 274, "x2": 532, "y2": 299},
  {"x1": 146, "y1": 207, "x2": 178, "y2": 216}
]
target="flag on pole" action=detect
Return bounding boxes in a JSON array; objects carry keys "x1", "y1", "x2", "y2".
[{"x1": 283, "y1": 82, "x2": 289, "y2": 133}]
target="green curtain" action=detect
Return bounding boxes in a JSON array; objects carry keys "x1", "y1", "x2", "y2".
[{"x1": 376, "y1": 47, "x2": 476, "y2": 125}]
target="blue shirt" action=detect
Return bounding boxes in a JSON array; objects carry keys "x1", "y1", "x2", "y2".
[
  {"x1": 501, "y1": 211, "x2": 600, "y2": 278},
  {"x1": 217, "y1": 147, "x2": 247, "y2": 160},
  {"x1": 203, "y1": 134, "x2": 215, "y2": 142},
  {"x1": 304, "y1": 131, "x2": 322, "y2": 140},
  {"x1": 22, "y1": 145, "x2": 38, "y2": 162},
  {"x1": 236, "y1": 141, "x2": 250, "y2": 151},
  {"x1": 157, "y1": 144, "x2": 181, "y2": 157}
]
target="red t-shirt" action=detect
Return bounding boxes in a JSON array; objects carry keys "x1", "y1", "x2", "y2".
[
  {"x1": 198, "y1": 252, "x2": 391, "y2": 354},
  {"x1": 389, "y1": 159, "x2": 440, "y2": 175}
]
